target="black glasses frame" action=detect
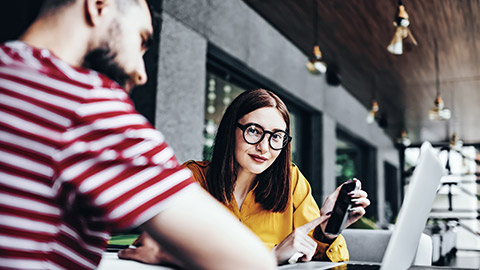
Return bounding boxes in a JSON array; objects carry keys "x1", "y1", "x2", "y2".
[{"x1": 236, "y1": 123, "x2": 292, "y2": 150}]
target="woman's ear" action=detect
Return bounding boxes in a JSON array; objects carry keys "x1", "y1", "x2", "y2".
[{"x1": 85, "y1": 0, "x2": 111, "y2": 26}]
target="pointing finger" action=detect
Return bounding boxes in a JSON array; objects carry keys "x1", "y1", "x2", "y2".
[{"x1": 299, "y1": 214, "x2": 330, "y2": 233}]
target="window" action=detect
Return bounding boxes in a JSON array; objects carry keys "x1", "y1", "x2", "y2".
[
  {"x1": 203, "y1": 73, "x2": 244, "y2": 160},
  {"x1": 384, "y1": 161, "x2": 400, "y2": 223},
  {"x1": 336, "y1": 128, "x2": 377, "y2": 219}
]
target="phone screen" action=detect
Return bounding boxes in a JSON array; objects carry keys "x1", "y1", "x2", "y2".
[{"x1": 325, "y1": 181, "x2": 357, "y2": 235}]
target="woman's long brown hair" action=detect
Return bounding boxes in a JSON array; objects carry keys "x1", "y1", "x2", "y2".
[{"x1": 207, "y1": 89, "x2": 292, "y2": 212}]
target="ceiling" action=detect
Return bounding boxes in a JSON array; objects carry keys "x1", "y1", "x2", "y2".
[{"x1": 243, "y1": 0, "x2": 480, "y2": 146}]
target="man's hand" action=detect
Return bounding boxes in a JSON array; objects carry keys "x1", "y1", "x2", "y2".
[
  {"x1": 118, "y1": 232, "x2": 182, "y2": 267},
  {"x1": 272, "y1": 215, "x2": 330, "y2": 264},
  {"x1": 139, "y1": 188, "x2": 276, "y2": 270},
  {"x1": 318, "y1": 179, "x2": 371, "y2": 239}
]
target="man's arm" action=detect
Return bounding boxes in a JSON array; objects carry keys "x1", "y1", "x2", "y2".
[{"x1": 143, "y1": 187, "x2": 276, "y2": 270}]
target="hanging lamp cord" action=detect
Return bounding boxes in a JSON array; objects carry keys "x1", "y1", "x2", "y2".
[
  {"x1": 313, "y1": 0, "x2": 318, "y2": 47},
  {"x1": 434, "y1": 38, "x2": 440, "y2": 96}
]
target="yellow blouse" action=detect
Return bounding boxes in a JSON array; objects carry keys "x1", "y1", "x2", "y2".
[{"x1": 183, "y1": 161, "x2": 349, "y2": 262}]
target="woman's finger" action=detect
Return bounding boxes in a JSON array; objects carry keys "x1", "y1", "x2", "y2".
[
  {"x1": 288, "y1": 252, "x2": 304, "y2": 264},
  {"x1": 298, "y1": 215, "x2": 330, "y2": 233},
  {"x1": 287, "y1": 241, "x2": 317, "y2": 263},
  {"x1": 300, "y1": 241, "x2": 317, "y2": 261},
  {"x1": 300, "y1": 233, "x2": 318, "y2": 251},
  {"x1": 348, "y1": 189, "x2": 368, "y2": 199},
  {"x1": 282, "y1": 227, "x2": 319, "y2": 264},
  {"x1": 351, "y1": 197, "x2": 370, "y2": 208},
  {"x1": 352, "y1": 178, "x2": 362, "y2": 190},
  {"x1": 347, "y1": 206, "x2": 366, "y2": 221}
]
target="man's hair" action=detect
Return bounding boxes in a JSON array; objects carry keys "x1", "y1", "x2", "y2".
[
  {"x1": 39, "y1": 0, "x2": 140, "y2": 16},
  {"x1": 206, "y1": 89, "x2": 292, "y2": 213},
  {"x1": 39, "y1": 0, "x2": 76, "y2": 15}
]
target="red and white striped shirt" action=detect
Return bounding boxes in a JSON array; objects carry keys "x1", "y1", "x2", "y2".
[{"x1": 0, "y1": 41, "x2": 196, "y2": 269}]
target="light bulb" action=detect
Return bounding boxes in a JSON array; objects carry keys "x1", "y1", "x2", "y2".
[
  {"x1": 429, "y1": 94, "x2": 451, "y2": 121},
  {"x1": 387, "y1": 39, "x2": 403, "y2": 55},
  {"x1": 438, "y1": 108, "x2": 451, "y2": 120},
  {"x1": 306, "y1": 45, "x2": 327, "y2": 75},
  {"x1": 428, "y1": 108, "x2": 439, "y2": 120},
  {"x1": 313, "y1": 61, "x2": 327, "y2": 74},
  {"x1": 429, "y1": 108, "x2": 451, "y2": 121},
  {"x1": 397, "y1": 130, "x2": 411, "y2": 147},
  {"x1": 402, "y1": 137, "x2": 411, "y2": 147},
  {"x1": 306, "y1": 60, "x2": 319, "y2": 74},
  {"x1": 366, "y1": 110, "x2": 375, "y2": 124}
]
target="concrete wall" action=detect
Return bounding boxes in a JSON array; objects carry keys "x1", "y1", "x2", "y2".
[
  {"x1": 155, "y1": 12, "x2": 207, "y2": 162},
  {"x1": 155, "y1": 0, "x2": 400, "y2": 225}
]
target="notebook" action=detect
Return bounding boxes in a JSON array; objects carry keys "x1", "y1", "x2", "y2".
[{"x1": 279, "y1": 141, "x2": 444, "y2": 270}]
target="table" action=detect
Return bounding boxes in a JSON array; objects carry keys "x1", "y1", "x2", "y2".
[
  {"x1": 97, "y1": 253, "x2": 174, "y2": 270},
  {"x1": 98, "y1": 254, "x2": 478, "y2": 270}
]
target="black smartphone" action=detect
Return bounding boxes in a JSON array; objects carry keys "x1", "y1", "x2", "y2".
[{"x1": 325, "y1": 180, "x2": 357, "y2": 235}]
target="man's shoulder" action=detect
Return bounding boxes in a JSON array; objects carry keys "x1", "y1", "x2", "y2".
[{"x1": 0, "y1": 41, "x2": 124, "y2": 94}]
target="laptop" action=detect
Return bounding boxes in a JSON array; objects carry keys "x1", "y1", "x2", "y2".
[{"x1": 279, "y1": 141, "x2": 444, "y2": 270}]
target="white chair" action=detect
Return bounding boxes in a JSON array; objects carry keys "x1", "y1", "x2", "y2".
[{"x1": 342, "y1": 229, "x2": 432, "y2": 266}]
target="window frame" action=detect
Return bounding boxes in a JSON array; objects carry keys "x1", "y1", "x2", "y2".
[{"x1": 336, "y1": 126, "x2": 378, "y2": 220}]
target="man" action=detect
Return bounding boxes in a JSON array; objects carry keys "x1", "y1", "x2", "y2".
[{"x1": 0, "y1": 0, "x2": 276, "y2": 269}]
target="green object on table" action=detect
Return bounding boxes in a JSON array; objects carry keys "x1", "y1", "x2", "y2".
[
  {"x1": 348, "y1": 217, "x2": 379, "y2": 229},
  {"x1": 108, "y1": 234, "x2": 139, "y2": 245}
]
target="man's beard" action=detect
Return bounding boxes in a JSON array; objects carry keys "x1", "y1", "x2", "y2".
[{"x1": 82, "y1": 47, "x2": 130, "y2": 89}]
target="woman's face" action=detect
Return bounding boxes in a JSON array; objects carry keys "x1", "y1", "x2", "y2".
[{"x1": 235, "y1": 107, "x2": 287, "y2": 177}]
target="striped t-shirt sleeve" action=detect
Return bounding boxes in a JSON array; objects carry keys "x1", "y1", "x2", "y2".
[{"x1": 54, "y1": 87, "x2": 196, "y2": 230}]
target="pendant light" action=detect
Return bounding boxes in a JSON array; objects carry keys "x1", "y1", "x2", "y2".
[
  {"x1": 387, "y1": 0, "x2": 418, "y2": 55},
  {"x1": 449, "y1": 133, "x2": 463, "y2": 151},
  {"x1": 366, "y1": 100, "x2": 379, "y2": 124},
  {"x1": 448, "y1": 93, "x2": 462, "y2": 150},
  {"x1": 306, "y1": 0, "x2": 327, "y2": 74},
  {"x1": 397, "y1": 130, "x2": 411, "y2": 147},
  {"x1": 366, "y1": 73, "x2": 379, "y2": 124},
  {"x1": 428, "y1": 38, "x2": 451, "y2": 121}
]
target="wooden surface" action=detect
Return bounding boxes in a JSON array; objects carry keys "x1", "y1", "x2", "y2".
[{"x1": 243, "y1": 0, "x2": 480, "y2": 145}]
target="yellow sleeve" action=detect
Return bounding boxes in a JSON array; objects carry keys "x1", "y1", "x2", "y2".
[
  {"x1": 291, "y1": 164, "x2": 349, "y2": 262},
  {"x1": 182, "y1": 160, "x2": 209, "y2": 189},
  {"x1": 312, "y1": 234, "x2": 349, "y2": 262}
]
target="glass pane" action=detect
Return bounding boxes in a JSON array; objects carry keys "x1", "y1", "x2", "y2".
[
  {"x1": 290, "y1": 112, "x2": 298, "y2": 163},
  {"x1": 335, "y1": 138, "x2": 358, "y2": 186},
  {"x1": 204, "y1": 73, "x2": 244, "y2": 160}
]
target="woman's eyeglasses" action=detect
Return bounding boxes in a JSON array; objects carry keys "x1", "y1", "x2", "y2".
[{"x1": 236, "y1": 123, "x2": 292, "y2": 150}]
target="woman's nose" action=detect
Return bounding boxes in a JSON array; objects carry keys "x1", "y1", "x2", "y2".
[{"x1": 256, "y1": 135, "x2": 270, "y2": 152}]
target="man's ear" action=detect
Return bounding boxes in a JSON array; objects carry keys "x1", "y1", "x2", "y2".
[{"x1": 85, "y1": 0, "x2": 112, "y2": 26}]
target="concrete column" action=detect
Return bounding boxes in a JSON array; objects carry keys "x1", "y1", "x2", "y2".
[
  {"x1": 322, "y1": 114, "x2": 337, "y2": 204},
  {"x1": 377, "y1": 149, "x2": 386, "y2": 224},
  {"x1": 155, "y1": 13, "x2": 207, "y2": 163}
]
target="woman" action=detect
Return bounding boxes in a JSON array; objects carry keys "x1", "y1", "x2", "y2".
[{"x1": 119, "y1": 89, "x2": 370, "y2": 265}]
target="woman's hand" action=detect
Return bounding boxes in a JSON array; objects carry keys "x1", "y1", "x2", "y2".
[
  {"x1": 318, "y1": 179, "x2": 370, "y2": 240},
  {"x1": 272, "y1": 215, "x2": 330, "y2": 265},
  {"x1": 118, "y1": 232, "x2": 182, "y2": 267}
]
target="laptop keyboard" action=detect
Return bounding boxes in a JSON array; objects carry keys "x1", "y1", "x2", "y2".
[{"x1": 330, "y1": 263, "x2": 381, "y2": 270}]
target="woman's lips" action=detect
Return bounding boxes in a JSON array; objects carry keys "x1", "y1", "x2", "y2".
[{"x1": 249, "y1": 154, "x2": 267, "y2": 163}]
